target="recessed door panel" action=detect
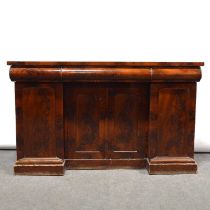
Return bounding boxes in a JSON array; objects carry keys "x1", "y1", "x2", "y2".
[
  {"x1": 64, "y1": 84, "x2": 106, "y2": 159},
  {"x1": 15, "y1": 83, "x2": 63, "y2": 159},
  {"x1": 108, "y1": 85, "x2": 149, "y2": 159},
  {"x1": 148, "y1": 83, "x2": 196, "y2": 158}
]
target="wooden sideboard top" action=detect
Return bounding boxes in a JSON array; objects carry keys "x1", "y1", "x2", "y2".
[{"x1": 7, "y1": 61, "x2": 204, "y2": 68}]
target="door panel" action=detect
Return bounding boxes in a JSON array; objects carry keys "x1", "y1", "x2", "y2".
[
  {"x1": 148, "y1": 83, "x2": 196, "y2": 158},
  {"x1": 108, "y1": 85, "x2": 149, "y2": 159},
  {"x1": 158, "y1": 88, "x2": 187, "y2": 156},
  {"x1": 15, "y1": 83, "x2": 63, "y2": 159},
  {"x1": 64, "y1": 84, "x2": 106, "y2": 159},
  {"x1": 64, "y1": 84, "x2": 149, "y2": 161}
]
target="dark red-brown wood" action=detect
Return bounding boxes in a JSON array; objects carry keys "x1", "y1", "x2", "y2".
[
  {"x1": 8, "y1": 61, "x2": 203, "y2": 175},
  {"x1": 14, "y1": 82, "x2": 64, "y2": 175},
  {"x1": 7, "y1": 61, "x2": 204, "y2": 67}
]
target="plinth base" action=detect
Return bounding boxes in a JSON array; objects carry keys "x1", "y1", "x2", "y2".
[
  {"x1": 14, "y1": 158, "x2": 65, "y2": 176},
  {"x1": 147, "y1": 157, "x2": 197, "y2": 175}
]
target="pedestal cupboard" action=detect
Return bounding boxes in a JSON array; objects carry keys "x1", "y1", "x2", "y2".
[{"x1": 8, "y1": 61, "x2": 204, "y2": 175}]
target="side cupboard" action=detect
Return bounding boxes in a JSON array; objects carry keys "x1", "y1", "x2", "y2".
[{"x1": 8, "y1": 61, "x2": 204, "y2": 175}]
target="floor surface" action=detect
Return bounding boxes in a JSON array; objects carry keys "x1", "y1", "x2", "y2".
[{"x1": 0, "y1": 150, "x2": 210, "y2": 210}]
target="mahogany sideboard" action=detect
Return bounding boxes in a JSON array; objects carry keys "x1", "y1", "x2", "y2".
[{"x1": 8, "y1": 61, "x2": 204, "y2": 175}]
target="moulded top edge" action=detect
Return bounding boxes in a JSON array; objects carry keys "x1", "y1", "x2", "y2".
[{"x1": 7, "y1": 61, "x2": 204, "y2": 67}]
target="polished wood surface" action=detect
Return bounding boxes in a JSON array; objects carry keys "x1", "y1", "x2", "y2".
[
  {"x1": 8, "y1": 61, "x2": 203, "y2": 175},
  {"x1": 7, "y1": 61, "x2": 204, "y2": 67},
  {"x1": 10, "y1": 66, "x2": 201, "y2": 82}
]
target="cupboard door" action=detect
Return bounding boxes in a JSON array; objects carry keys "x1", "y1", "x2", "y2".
[
  {"x1": 64, "y1": 84, "x2": 106, "y2": 159},
  {"x1": 148, "y1": 83, "x2": 196, "y2": 158},
  {"x1": 15, "y1": 83, "x2": 64, "y2": 159},
  {"x1": 108, "y1": 85, "x2": 149, "y2": 159}
]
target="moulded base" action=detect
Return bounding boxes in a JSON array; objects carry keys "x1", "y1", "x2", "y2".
[
  {"x1": 65, "y1": 158, "x2": 146, "y2": 169},
  {"x1": 14, "y1": 157, "x2": 65, "y2": 176},
  {"x1": 14, "y1": 157, "x2": 198, "y2": 175},
  {"x1": 147, "y1": 156, "x2": 197, "y2": 175}
]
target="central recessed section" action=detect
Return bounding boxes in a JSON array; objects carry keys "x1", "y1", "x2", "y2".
[{"x1": 64, "y1": 83, "x2": 149, "y2": 169}]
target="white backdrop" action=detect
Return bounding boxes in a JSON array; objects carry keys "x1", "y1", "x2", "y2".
[{"x1": 0, "y1": 0, "x2": 209, "y2": 151}]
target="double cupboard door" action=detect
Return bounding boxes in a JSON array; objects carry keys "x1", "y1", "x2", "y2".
[{"x1": 64, "y1": 83, "x2": 149, "y2": 163}]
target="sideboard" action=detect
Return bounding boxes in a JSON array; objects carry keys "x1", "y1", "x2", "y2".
[{"x1": 8, "y1": 61, "x2": 204, "y2": 175}]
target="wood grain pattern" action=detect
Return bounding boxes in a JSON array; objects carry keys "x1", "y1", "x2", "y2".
[
  {"x1": 148, "y1": 83, "x2": 196, "y2": 158},
  {"x1": 14, "y1": 157, "x2": 65, "y2": 176},
  {"x1": 108, "y1": 84, "x2": 149, "y2": 159},
  {"x1": 64, "y1": 84, "x2": 106, "y2": 159},
  {"x1": 64, "y1": 83, "x2": 149, "y2": 168},
  {"x1": 10, "y1": 67, "x2": 61, "y2": 81},
  {"x1": 61, "y1": 67, "x2": 151, "y2": 82},
  {"x1": 10, "y1": 66, "x2": 201, "y2": 82},
  {"x1": 148, "y1": 156, "x2": 197, "y2": 174},
  {"x1": 8, "y1": 61, "x2": 203, "y2": 175},
  {"x1": 152, "y1": 68, "x2": 201, "y2": 81},
  {"x1": 7, "y1": 61, "x2": 204, "y2": 67},
  {"x1": 147, "y1": 83, "x2": 197, "y2": 174},
  {"x1": 158, "y1": 88, "x2": 187, "y2": 156},
  {"x1": 65, "y1": 159, "x2": 146, "y2": 169},
  {"x1": 14, "y1": 83, "x2": 64, "y2": 175},
  {"x1": 150, "y1": 156, "x2": 195, "y2": 163},
  {"x1": 22, "y1": 86, "x2": 56, "y2": 157}
]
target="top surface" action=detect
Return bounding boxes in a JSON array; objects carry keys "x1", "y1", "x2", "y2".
[{"x1": 7, "y1": 61, "x2": 204, "y2": 67}]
